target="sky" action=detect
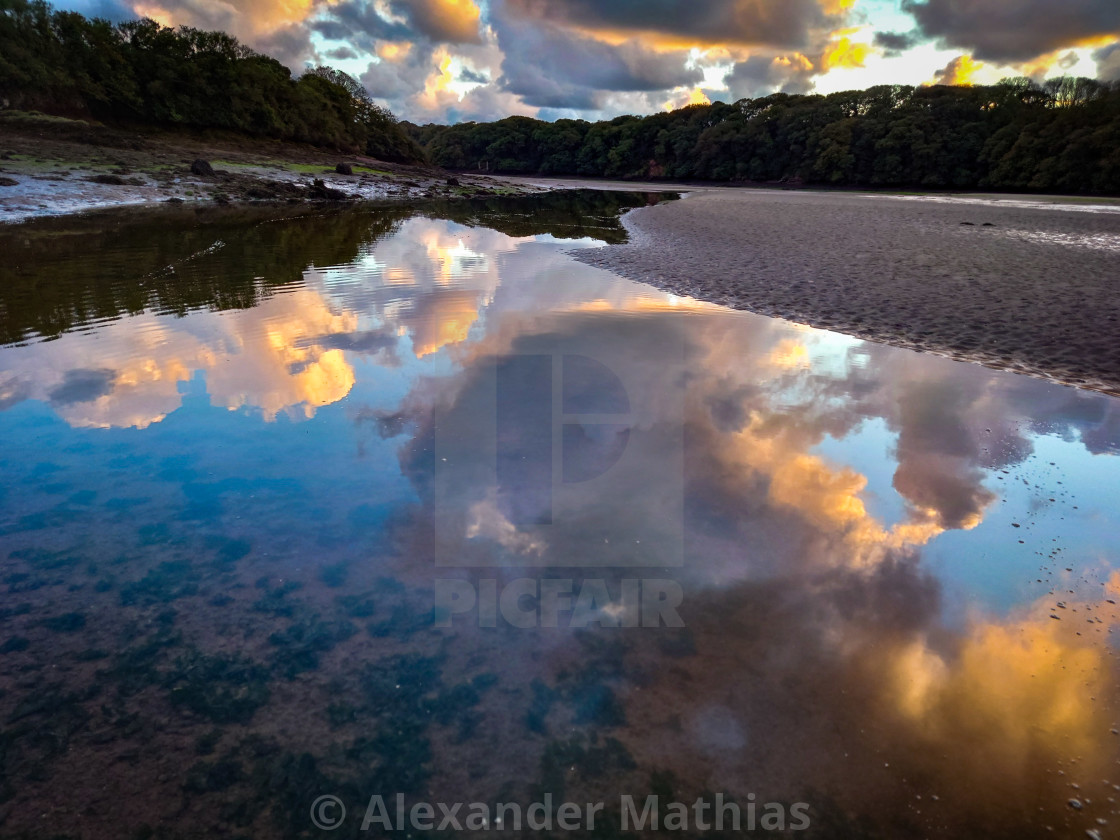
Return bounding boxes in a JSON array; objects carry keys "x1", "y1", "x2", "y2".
[{"x1": 58, "y1": 0, "x2": 1120, "y2": 123}]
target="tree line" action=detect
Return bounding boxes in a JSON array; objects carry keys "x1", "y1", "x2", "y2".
[
  {"x1": 0, "y1": 0, "x2": 423, "y2": 161},
  {"x1": 407, "y1": 78, "x2": 1120, "y2": 193}
]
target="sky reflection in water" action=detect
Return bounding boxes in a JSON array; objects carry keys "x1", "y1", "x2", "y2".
[{"x1": 0, "y1": 195, "x2": 1119, "y2": 839}]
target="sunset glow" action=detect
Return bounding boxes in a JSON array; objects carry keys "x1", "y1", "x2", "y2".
[{"x1": 54, "y1": 0, "x2": 1120, "y2": 122}]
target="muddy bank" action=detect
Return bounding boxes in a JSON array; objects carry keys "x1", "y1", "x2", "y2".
[
  {"x1": 0, "y1": 111, "x2": 539, "y2": 223},
  {"x1": 574, "y1": 188, "x2": 1120, "y2": 397}
]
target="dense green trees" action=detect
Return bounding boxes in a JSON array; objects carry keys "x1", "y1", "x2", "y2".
[
  {"x1": 6, "y1": 0, "x2": 1116, "y2": 190},
  {"x1": 0, "y1": 0, "x2": 424, "y2": 161},
  {"x1": 408, "y1": 79, "x2": 1120, "y2": 193}
]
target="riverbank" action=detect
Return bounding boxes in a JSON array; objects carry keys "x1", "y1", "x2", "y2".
[
  {"x1": 0, "y1": 111, "x2": 538, "y2": 223},
  {"x1": 574, "y1": 187, "x2": 1120, "y2": 397}
]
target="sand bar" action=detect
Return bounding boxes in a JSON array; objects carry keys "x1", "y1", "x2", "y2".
[{"x1": 574, "y1": 188, "x2": 1120, "y2": 396}]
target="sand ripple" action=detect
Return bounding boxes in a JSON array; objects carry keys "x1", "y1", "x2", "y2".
[{"x1": 574, "y1": 189, "x2": 1120, "y2": 397}]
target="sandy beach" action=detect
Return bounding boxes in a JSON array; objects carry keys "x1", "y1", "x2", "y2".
[{"x1": 574, "y1": 188, "x2": 1120, "y2": 396}]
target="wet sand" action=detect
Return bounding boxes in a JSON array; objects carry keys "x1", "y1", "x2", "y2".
[{"x1": 574, "y1": 188, "x2": 1120, "y2": 396}]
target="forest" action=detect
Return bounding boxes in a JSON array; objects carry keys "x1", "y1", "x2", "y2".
[
  {"x1": 408, "y1": 78, "x2": 1120, "y2": 193},
  {"x1": 0, "y1": 0, "x2": 423, "y2": 161},
  {"x1": 4, "y1": 0, "x2": 1119, "y2": 191}
]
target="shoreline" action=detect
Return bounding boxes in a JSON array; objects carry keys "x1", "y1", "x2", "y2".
[
  {"x1": 0, "y1": 112, "x2": 543, "y2": 224},
  {"x1": 7, "y1": 127, "x2": 1120, "y2": 401},
  {"x1": 573, "y1": 188, "x2": 1120, "y2": 398}
]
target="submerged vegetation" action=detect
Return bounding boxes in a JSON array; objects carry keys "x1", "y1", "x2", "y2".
[
  {"x1": 410, "y1": 78, "x2": 1120, "y2": 192},
  {"x1": 0, "y1": 0, "x2": 424, "y2": 161}
]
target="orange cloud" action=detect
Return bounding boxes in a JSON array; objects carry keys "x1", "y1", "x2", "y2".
[
  {"x1": 401, "y1": 0, "x2": 482, "y2": 44},
  {"x1": 407, "y1": 290, "x2": 483, "y2": 357},
  {"x1": 889, "y1": 586, "x2": 1119, "y2": 781},
  {"x1": 377, "y1": 41, "x2": 414, "y2": 62},
  {"x1": 930, "y1": 54, "x2": 983, "y2": 86},
  {"x1": 135, "y1": 0, "x2": 319, "y2": 36},
  {"x1": 417, "y1": 47, "x2": 458, "y2": 110},
  {"x1": 821, "y1": 35, "x2": 871, "y2": 70},
  {"x1": 773, "y1": 52, "x2": 815, "y2": 73},
  {"x1": 662, "y1": 86, "x2": 711, "y2": 111},
  {"x1": 14, "y1": 289, "x2": 358, "y2": 429},
  {"x1": 506, "y1": 0, "x2": 861, "y2": 52}
]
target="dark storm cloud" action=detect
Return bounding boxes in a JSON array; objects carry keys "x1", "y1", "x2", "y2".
[
  {"x1": 1056, "y1": 50, "x2": 1080, "y2": 69},
  {"x1": 493, "y1": 9, "x2": 702, "y2": 109},
  {"x1": 324, "y1": 45, "x2": 359, "y2": 60},
  {"x1": 48, "y1": 369, "x2": 116, "y2": 406},
  {"x1": 724, "y1": 53, "x2": 816, "y2": 99},
  {"x1": 317, "y1": 0, "x2": 481, "y2": 45},
  {"x1": 360, "y1": 48, "x2": 430, "y2": 100},
  {"x1": 902, "y1": 0, "x2": 1120, "y2": 62},
  {"x1": 502, "y1": 0, "x2": 830, "y2": 50},
  {"x1": 298, "y1": 328, "x2": 399, "y2": 356},
  {"x1": 253, "y1": 23, "x2": 314, "y2": 67},
  {"x1": 873, "y1": 30, "x2": 920, "y2": 57},
  {"x1": 1097, "y1": 40, "x2": 1120, "y2": 79},
  {"x1": 394, "y1": 0, "x2": 482, "y2": 44},
  {"x1": 311, "y1": 1, "x2": 412, "y2": 44},
  {"x1": 458, "y1": 66, "x2": 489, "y2": 84},
  {"x1": 889, "y1": 392, "x2": 997, "y2": 530}
]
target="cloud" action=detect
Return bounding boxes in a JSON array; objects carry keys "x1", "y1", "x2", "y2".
[
  {"x1": 444, "y1": 82, "x2": 539, "y2": 121},
  {"x1": 311, "y1": 1, "x2": 413, "y2": 45},
  {"x1": 492, "y1": 10, "x2": 704, "y2": 109},
  {"x1": 0, "y1": 376, "x2": 32, "y2": 411},
  {"x1": 930, "y1": 53, "x2": 982, "y2": 85},
  {"x1": 372, "y1": 282, "x2": 1025, "y2": 581},
  {"x1": 725, "y1": 52, "x2": 816, "y2": 98},
  {"x1": 251, "y1": 22, "x2": 314, "y2": 67},
  {"x1": 501, "y1": 0, "x2": 836, "y2": 51},
  {"x1": 0, "y1": 290, "x2": 361, "y2": 429},
  {"x1": 393, "y1": 0, "x2": 482, "y2": 44},
  {"x1": 721, "y1": 30, "x2": 872, "y2": 100},
  {"x1": 1097, "y1": 39, "x2": 1120, "y2": 79},
  {"x1": 819, "y1": 34, "x2": 871, "y2": 70},
  {"x1": 887, "y1": 383, "x2": 996, "y2": 530},
  {"x1": 457, "y1": 66, "x2": 489, "y2": 84},
  {"x1": 360, "y1": 49, "x2": 432, "y2": 101},
  {"x1": 903, "y1": 0, "x2": 1120, "y2": 62},
  {"x1": 47, "y1": 368, "x2": 117, "y2": 406},
  {"x1": 55, "y1": 0, "x2": 1119, "y2": 126},
  {"x1": 1056, "y1": 49, "x2": 1081, "y2": 70},
  {"x1": 324, "y1": 45, "x2": 359, "y2": 61},
  {"x1": 660, "y1": 86, "x2": 711, "y2": 111},
  {"x1": 873, "y1": 29, "x2": 920, "y2": 57},
  {"x1": 132, "y1": 0, "x2": 320, "y2": 39}
]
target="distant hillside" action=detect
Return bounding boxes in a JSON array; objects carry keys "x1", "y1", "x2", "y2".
[
  {"x1": 0, "y1": 0, "x2": 424, "y2": 163},
  {"x1": 406, "y1": 78, "x2": 1120, "y2": 193}
]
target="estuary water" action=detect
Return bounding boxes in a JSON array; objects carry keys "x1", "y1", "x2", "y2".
[{"x1": 0, "y1": 192, "x2": 1118, "y2": 839}]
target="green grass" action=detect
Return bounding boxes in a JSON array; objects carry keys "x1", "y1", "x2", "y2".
[
  {"x1": 0, "y1": 109, "x2": 90, "y2": 126},
  {"x1": 214, "y1": 160, "x2": 397, "y2": 177},
  {"x1": 272, "y1": 162, "x2": 331, "y2": 174}
]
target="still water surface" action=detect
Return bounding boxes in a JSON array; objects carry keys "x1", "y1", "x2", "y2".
[{"x1": 1, "y1": 192, "x2": 1119, "y2": 839}]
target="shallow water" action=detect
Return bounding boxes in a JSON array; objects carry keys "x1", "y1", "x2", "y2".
[{"x1": 1, "y1": 192, "x2": 1119, "y2": 839}]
